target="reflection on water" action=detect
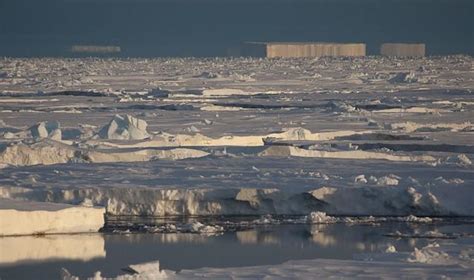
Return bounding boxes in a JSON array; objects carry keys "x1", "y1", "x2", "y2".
[
  {"x1": 310, "y1": 225, "x2": 338, "y2": 247},
  {"x1": 121, "y1": 232, "x2": 211, "y2": 245},
  {"x1": 236, "y1": 229, "x2": 280, "y2": 245},
  {"x1": 0, "y1": 223, "x2": 472, "y2": 280},
  {"x1": 0, "y1": 234, "x2": 105, "y2": 265}
]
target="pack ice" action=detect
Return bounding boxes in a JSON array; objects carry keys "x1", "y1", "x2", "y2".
[{"x1": 0, "y1": 55, "x2": 472, "y2": 232}]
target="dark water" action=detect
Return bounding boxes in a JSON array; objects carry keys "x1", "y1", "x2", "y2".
[
  {"x1": 0, "y1": 0, "x2": 472, "y2": 57},
  {"x1": 0, "y1": 223, "x2": 473, "y2": 280}
]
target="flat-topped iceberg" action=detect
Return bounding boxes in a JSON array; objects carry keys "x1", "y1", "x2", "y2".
[{"x1": 0, "y1": 198, "x2": 105, "y2": 236}]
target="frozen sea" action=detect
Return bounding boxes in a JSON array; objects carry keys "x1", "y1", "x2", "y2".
[{"x1": 0, "y1": 45, "x2": 473, "y2": 278}]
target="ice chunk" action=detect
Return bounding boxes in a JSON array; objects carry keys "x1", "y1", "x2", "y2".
[
  {"x1": 181, "y1": 221, "x2": 224, "y2": 235},
  {"x1": 354, "y1": 175, "x2": 367, "y2": 184},
  {"x1": 98, "y1": 114, "x2": 150, "y2": 140},
  {"x1": 407, "y1": 243, "x2": 451, "y2": 265},
  {"x1": 308, "y1": 211, "x2": 336, "y2": 224},
  {"x1": 123, "y1": 260, "x2": 163, "y2": 275},
  {"x1": 402, "y1": 215, "x2": 433, "y2": 223},
  {"x1": 385, "y1": 245, "x2": 397, "y2": 253},
  {"x1": 446, "y1": 154, "x2": 472, "y2": 166},
  {"x1": 376, "y1": 174, "x2": 400, "y2": 186},
  {"x1": 325, "y1": 101, "x2": 357, "y2": 113},
  {"x1": 0, "y1": 140, "x2": 77, "y2": 166},
  {"x1": 29, "y1": 121, "x2": 62, "y2": 141}
]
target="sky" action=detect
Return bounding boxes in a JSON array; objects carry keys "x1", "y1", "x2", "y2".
[{"x1": 0, "y1": 0, "x2": 472, "y2": 57}]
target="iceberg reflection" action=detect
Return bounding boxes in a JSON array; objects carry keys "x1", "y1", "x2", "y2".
[{"x1": 0, "y1": 234, "x2": 105, "y2": 265}]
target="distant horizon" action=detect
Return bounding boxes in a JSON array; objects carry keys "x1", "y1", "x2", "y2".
[{"x1": 1, "y1": 0, "x2": 472, "y2": 57}]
